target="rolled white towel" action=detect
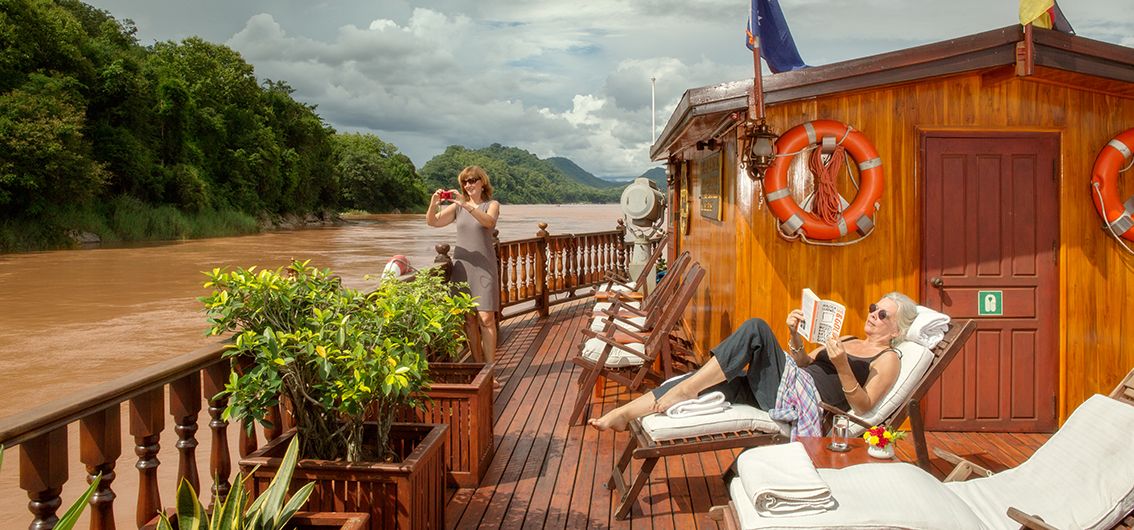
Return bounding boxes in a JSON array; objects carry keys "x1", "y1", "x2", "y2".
[
  {"x1": 907, "y1": 306, "x2": 950, "y2": 349},
  {"x1": 665, "y1": 391, "x2": 729, "y2": 418},
  {"x1": 737, "y1": 442, "x2": 837, "y2": 518}
]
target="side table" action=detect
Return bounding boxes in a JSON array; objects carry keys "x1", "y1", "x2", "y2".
[{"x1": 797, "y1": 436, "x2": 896, "y2": 469}]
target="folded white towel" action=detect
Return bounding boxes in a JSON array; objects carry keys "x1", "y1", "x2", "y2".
[
  {"x1": 665, "y1": 391, "x2": 729, "y2": 418},
  {"x1": 737, "y1": 442, "x2": 837, "y2": 518},
  {"x1": 907, "y1": 306, "x2": 950, "y2": 349}
]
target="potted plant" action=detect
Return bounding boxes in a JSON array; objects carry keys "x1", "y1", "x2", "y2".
[
  {"x1": 377, "y1": 265, "x2": 496, "y2": 487},
  {"x1": 200, "y1": 260, "x2": 475, "y2": 529},
  {"x1": 144, "y1": 436, "x2": 369, "y2": 530}
]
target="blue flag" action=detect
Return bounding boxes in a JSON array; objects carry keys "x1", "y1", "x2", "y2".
[{"x1": 746, "y1": 0, "x2": 808, "y2": 73}]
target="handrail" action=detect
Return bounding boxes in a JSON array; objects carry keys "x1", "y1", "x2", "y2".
[{"x1": 0, "y1": 219, "x2": 634, "y2": 530}]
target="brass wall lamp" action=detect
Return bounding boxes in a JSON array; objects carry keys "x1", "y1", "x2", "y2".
[{"x1": 744, "y1": 117, "x2": 778, "y2": 181}]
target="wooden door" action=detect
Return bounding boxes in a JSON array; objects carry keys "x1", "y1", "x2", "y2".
[{"x1": 921, "y1": 133, "x2": 1059, "y2": 432}]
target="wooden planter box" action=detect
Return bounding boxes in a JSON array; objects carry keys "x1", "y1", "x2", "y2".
[
  {"x1": 396, "y1": 362, "x2": 495, "y2": 488},
  {"x1": 240, "y1": 423, "x2": 448, "y2": 530},
  {"x1": 144, "y1": 512, "x2": 369, "y2": 530}
]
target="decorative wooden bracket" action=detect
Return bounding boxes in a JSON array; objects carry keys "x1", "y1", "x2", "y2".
[{"x1": 1015, "y1": 24, "x2": 1035, "y2": 77}]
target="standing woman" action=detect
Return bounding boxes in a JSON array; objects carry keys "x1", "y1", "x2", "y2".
[{"x1": 426, "y1": 166, "x2": 501, "y2": 373}]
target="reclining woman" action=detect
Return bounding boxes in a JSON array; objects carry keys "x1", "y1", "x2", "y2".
[{"x1": 588, "y1": 292, "x2": 917, "y2": 432}]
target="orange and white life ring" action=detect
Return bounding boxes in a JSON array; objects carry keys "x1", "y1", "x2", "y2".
[
  {"x1": 1091, "y1": 128, "x2": 1134, "y2": 241},
  {"x1": 763, "y1": 120, "x2": 884, "y2": 240}
]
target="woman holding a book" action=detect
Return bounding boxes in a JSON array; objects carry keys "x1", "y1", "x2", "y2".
[{"x1": 588, "y1": 292, "x2": 917, "y2": 432}]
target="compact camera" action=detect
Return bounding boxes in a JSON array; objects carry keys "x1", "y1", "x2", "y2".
[{"x1": 439, "y1": 190, "x2": 455, "y2": 201}]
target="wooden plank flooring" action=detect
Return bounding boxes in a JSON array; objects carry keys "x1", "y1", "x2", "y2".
[{"x1": 446, "y1": 298, "x2": 1051, "y2": 529}]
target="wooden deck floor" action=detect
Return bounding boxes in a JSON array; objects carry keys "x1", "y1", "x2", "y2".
[{"x1": 445, "y1": 298, "x2": 1051, "y2": 529}]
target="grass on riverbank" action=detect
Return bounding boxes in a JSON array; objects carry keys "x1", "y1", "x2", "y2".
[{"x1": 0, "y1": 196, "x2": 259, "y2": 252}]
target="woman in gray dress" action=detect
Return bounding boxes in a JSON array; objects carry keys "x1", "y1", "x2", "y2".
[{"x1": 426, "y1": 166, "x2": 501, "y2": 374}]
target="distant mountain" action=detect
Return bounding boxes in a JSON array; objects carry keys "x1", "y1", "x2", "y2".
[
  {"x1": 547, "y1": 157, "x2": 621, "y2": 188},
  {"x1": 420, "y1": 144, "x2": 623, "y2": 204},
  {"x1": 639, "y1": 167, "x2": 667, "y2": 190}
]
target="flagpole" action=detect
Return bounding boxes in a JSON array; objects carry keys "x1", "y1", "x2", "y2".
[{"x1": 749, "y1": 38, "x2": 765, "y2": 121}]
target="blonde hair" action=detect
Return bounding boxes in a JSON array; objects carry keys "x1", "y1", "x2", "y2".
[
  {"x1": 457, "y1": 166, "x2": 493, "y2": 201},
  {"x1": 883, "y1": 291, "x2": 918, "y2": 343}
]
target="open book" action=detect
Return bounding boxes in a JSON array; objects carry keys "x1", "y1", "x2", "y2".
[{"x1": 798, "y1": 288, "x2": 846, "y2": 344}]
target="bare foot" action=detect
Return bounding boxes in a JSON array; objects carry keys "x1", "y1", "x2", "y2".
[
  {"x1": 587, "y1": 410, "x2": 629, "y2": 432},
  {"x1": 652, "y1": 386, "x2": 697, "y2": 414}
]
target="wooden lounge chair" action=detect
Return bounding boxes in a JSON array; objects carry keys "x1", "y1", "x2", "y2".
[
  {"x1": 710, "y1": 365, "x2": 1134, "y2": 530},
  {"x1": 588, "y1": 251, "x2": 691, "y2": 335},
  {"x1": 596, "y1": 238, "x2": 667, "y2": 295},
  {"x1": 605, "y1": 318, "x2": 976, "y2": 520},
  {"x1": 568, "y1": 263, "x2": 705, "y2": 426}
]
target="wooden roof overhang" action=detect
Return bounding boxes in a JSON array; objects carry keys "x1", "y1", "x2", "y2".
[{"x1": 650, "y1": 25, "x2": 1134, "y2": 161}]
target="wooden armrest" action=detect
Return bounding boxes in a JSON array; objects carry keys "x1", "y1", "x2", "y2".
[
  {"x1": 1006, "y1": 507, "x2": 1060, "y2": 530},
  {"x1": 819, "y1": 403, "x2": 873, "y2": 429},
  {"x1": 591, "y1": 330, "x2": 648, "y2": 350},
  {"x1": 594, "y1": 304, "x2": 647, "y2": 318},
  {"x1": 934, "y1": 448, "x2": 994, "y2": 482}
]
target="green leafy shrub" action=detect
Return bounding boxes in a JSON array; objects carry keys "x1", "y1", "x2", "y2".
[{"x1": 201, "y1": 260, "x2": 476, "y2": 462}]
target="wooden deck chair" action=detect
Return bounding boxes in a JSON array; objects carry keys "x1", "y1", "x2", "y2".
[
  {"x1": 596, "y1": 238, "x2": 668, "y2": 295},
  {"x1": 568, "y1": 263, "x2": 705, "y2": 426},
  {"x1": 605, "y1": 318, "x2": 976, "y2": 520},
  {"x1": 588, "y1": 251, "x2": 691, "y2": 336},
  {"x1": 710, "y1": 365, "x2": 1134, "y2": 530}
]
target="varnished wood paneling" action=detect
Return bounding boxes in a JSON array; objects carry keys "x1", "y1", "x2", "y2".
[{"x1": 670, "y1": 69, "x2": 1134, "y2": 425}]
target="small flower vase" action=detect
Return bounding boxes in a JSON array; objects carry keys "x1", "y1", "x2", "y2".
[{"x1": 868, "y1": 444, "x2": 895, "y2": 459}]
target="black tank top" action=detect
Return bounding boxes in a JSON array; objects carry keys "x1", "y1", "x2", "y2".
[{"x1": 804, "y1": 340, "x2": 895, "y2": 411}]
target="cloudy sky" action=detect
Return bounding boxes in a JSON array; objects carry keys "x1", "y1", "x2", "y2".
[{"x1": 83, "y1": 0, "x2": 1133, "y2": 178}]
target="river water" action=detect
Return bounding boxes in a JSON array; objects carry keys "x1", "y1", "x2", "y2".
[{"x1": 0, "y1": 203, "x2": 622, "y2": 422}]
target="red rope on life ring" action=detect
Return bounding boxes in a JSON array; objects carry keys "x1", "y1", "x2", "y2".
[
  {"x1": 763, "y1": 120, "x2": 884, "y2": 240},
  {"x1": 1091, "y1": 128, "x2": 1134, "y2": 242}
]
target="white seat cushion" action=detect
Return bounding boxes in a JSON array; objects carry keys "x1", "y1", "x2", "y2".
[
  {"x1": 729, "y1": 464, "x2": 990, "y2": 529},
  {"x1": 847, "y1": 340, "x2": 932, "y2": 436},
  {"x1": 641, "y1": 404, "x2": 787, "y2": 442},
  {"x1": 593, "y1": 300, "x2": 642, "y2": 312},
  {"x1": 945, "y1": 394, "x2": 1134, "y2": 530},
  {"x1": 589, "y1": 315, "x2": 646, "y2": 333},
  {"x1": 580, "y1": 337, "x2": 646, "y2": 367}
]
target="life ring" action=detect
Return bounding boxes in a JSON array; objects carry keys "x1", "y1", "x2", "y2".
[
  {"x1": 382, "y1": 255, "x2": 413, "y2": 277},
  {"x1": 1090, "y1": 128, "x2": 1134, "y2": 241},
  {"x1": 763, "y1": 120, "x2": 884, "y2": 240}
]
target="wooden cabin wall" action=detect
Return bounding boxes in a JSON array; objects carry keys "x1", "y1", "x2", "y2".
[{"x1": 673, "y1": 69, "x2": 1134, "y2": 421}]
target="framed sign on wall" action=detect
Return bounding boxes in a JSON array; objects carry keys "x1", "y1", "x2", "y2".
[{"x1": 699, "y1": 150, "x2": 722, "y2": 221}]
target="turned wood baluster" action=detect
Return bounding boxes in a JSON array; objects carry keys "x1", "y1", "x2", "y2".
[
  {"x1": 616, "y1": 219, "x2": 628, "y2": 276},
  {"x1": 80, "y1": 408, "x2": 121, "y2": 530},
  {"x1": 508, "y1": 246, "x2": 519, "y2": 302},
  {"x1": 498, "y1": 245, "x2": 510, "y2": 304},
  {"x1": 520, "y1": 243, "x2": 530, "y2": 299},
  {"x1": 265, "y1": 405, "x2": 282, "y2": 442},
  {"x1": 130, "y1": 388, "x2": 164, "y2": 527},
  {"x1": 20, "y1": 427, "x2": 67, "y2": 530},
  {"x1": 560, "y1": 239, "x2": 571, "y2": 290},
  {"x1": 526, "y1": 243, "x2": 536, "y2": 300},
  {"x1": 170, "y1": 372, "x2": 202, "y2": 494},
  {"x1": 551, "y1": 239, "x2": 562, "y2": 290},
  {"x1": 202, "y1": 362, "x2": 232, "y2": 507},
  {"x1": 434, "y1": 243, "x2": 454, "y2": 282}
]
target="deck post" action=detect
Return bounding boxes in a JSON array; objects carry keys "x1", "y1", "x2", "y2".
[
  {"x1": 80, "y1": 408, "x2": 121, "y2": 530},
  {"x1": 19, "y1": 426, "x2": 67, "y2": 530},
  {"x1": 129, "y1": 388, "x2": 164, "y2": 528},
  {"x1": 535, "y1": 223, "x2": 550, "y2": 318}
]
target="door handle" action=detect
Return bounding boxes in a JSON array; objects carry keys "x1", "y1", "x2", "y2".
[{"x1": 930, "y1": 277, "x2": 945, "y2": 288}]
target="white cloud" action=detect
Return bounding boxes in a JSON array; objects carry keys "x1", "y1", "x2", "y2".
[{"x1": 84, "y1": 0, "x2": 1134, "y2": 177}]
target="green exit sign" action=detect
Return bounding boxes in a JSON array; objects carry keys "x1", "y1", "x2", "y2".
[{"x1": 978, "y1": 290, "x2": 1003, "y2": 316}]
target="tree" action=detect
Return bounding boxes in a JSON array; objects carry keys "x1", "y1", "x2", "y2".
[{"x1": 332, "y1": 133, "x2": 427, "y2": 213}]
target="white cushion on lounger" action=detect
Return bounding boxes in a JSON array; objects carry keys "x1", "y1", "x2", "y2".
[
  {"x1": 847, "y1": 340, "x2": 932, "y2": 436},
  {"x1": 593, "y1": 300, "x2": 642, "y2": 312},
  {"x1": 580, "y1": 337, "x2": 646, "y2": 367},
  {"x1": 589, "y1": 315, "x2": 647, "y2": 333},
  {"x1": 944, "y1": 394, "x2": 1134, "y2": 530},
  {"x1": 729, "y1": 464, "x2": 989, "y2": 530},
  {"x1": 641, "y1": 404, "x2": 787, "y2": 442}
]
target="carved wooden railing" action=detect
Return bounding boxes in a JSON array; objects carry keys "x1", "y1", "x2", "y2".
[
  {"x1": 0, "y1": 228, "x2": 631, "y2": 530},
  {"x1": 496, "y1": 220, "x2": 630, "y2": 318}
]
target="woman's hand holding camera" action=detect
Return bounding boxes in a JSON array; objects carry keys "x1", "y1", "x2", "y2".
[{"x1": 432, "y1": 189, "x2": 461, "y2": 204}]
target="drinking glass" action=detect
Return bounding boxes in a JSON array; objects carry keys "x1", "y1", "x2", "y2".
[{"x1": 829, "y1": 414, "x2": 850, "y2": 452}]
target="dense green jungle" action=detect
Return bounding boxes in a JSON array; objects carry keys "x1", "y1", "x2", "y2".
[{"x1": 0, "y1": 0, "x2": 662, "y2": 252}]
